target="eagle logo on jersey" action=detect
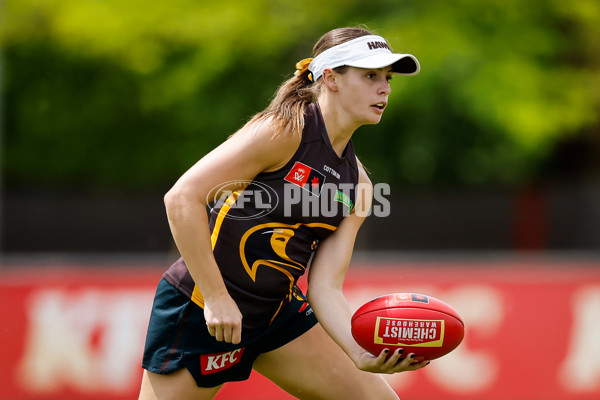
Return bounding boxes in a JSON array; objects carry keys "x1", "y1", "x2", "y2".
[
  {"x1": 238, "y1": 222, "x2": 336, "y2": 321},
  {"x1": 240, "y1": 224, "x2": 304, "y2": 286}
]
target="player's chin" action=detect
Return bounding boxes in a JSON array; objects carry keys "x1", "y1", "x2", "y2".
[
  {"x1": 361, "y1": 114, "x2": 383, "y2": 125},
  {"x1": 364, "y1": 117, "x2": 383, "y2": 126}
]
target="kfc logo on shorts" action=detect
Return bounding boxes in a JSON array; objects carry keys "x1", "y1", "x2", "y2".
[{"x1": 200, "y1": 348, "x2": 245, "y2": 374}]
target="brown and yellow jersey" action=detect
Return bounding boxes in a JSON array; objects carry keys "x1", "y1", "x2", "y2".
[{"x1": 163, "y1": 102, "x2": 359, "y2": 329}]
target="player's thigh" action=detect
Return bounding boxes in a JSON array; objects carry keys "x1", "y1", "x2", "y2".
[
  {"x1": 138, "y1": 369, "x2": 222, "y2": 400},
  {"x1": 253, "y1": 323, "x2": 399, "y2": 400}
]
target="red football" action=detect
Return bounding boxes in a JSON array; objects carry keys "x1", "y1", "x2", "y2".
[{"x1": 351, "y1": 293, "x2": 464, "y2": 362}]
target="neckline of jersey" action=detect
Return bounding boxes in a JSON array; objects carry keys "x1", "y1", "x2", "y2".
[{"x1": 314, "y1": 102, "x2": 353, "y2": 165}]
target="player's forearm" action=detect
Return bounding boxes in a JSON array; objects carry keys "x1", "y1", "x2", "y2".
[
  {"x1": 307, "y1": 282, "x2": 366, "y2": 363},
  {"x1": 164, "y1": 189, "x2": 228, "y2": 302}
]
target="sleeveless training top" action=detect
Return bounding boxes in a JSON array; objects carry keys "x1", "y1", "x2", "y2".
[{"x1": 163, "y1": 102, "x2": 359, "y2": 329}]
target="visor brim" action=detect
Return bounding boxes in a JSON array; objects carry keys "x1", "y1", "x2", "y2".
[{"x1": 345, "y1": 53, "x2": 420, "y2": 75}]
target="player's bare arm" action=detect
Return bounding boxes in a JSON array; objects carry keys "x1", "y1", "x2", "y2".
[
  {"x1": 164, "y1": 120, "x2": 300, "y2": 344},
  {"x1": 307, "y1": 163, "x2": 429, "y2": 374}
]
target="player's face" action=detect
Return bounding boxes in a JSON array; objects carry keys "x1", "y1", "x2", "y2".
[{"x1": 335, "y1": 66, "x2": 393, "y2": 125}]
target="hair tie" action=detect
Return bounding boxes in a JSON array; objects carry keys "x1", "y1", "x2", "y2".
[{"x1": 294, "y1": 58, "x2": 314, "y2": 81}]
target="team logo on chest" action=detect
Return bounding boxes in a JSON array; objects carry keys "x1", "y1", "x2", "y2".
[{"x1": 284, "y1": 161, "x2": 326, "y2": 196}]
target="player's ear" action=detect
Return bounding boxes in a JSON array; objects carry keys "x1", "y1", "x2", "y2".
[{"x1": 322, "y1": 69, "x2": 338, "y2": 92}]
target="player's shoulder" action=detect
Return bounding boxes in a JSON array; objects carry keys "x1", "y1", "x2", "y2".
[
  {"x1": 351, "y1": 156, "x2": 373, "y2": 219},
  {"x1": 231, "y1": 116, "x2": 302, "y2": 172},
  {"x1": 355, "y1": 156, "x2": 373, "y2": 187},
  {"x1": 237, "y1": 116, "x2": 300, "y2": 149}
]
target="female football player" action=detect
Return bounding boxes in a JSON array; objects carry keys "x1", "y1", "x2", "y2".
[{"x1": 139, "y1": 26, "x2": 428, "y2": 400}]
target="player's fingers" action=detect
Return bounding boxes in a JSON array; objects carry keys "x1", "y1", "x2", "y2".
[
  {"x1": 223, "y1": 324, "x2": 233, "y2": 343},
  {"x1": 206, "y1": 323, "x2": 216, "y2": 338},
  {"x1": 231, "y1": 325, "x2": 242, "y2": 345},
  {"x1": 406, "y1": 360, "x2": 431, "y2": 371},
  {"x1": 385, "y1": 348, "x2": 404, "y2": 365},
  {"x1": 223, "y1": 320, "x2": 242, "y2": 343},
  {"x1": 395, "y1": 353, "x2": 417, "y2": 369},
  {"x1": 390, "y1": 353, "x2": 429, "y2": 372},
  {"x1": 376, "y1": 348, "x2": 391, "y2": 362},
  {"x1": 214, "y1": 326, "x2": 224, "y2": 342}
]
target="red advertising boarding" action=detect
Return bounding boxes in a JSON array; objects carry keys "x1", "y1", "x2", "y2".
[{"x1": 1, "y1": 259, "x2": 600, "y2": 400}]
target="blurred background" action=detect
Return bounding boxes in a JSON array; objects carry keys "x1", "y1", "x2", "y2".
[{"x1": 1, "y1": 0, "x2": 599, "y2": 399}]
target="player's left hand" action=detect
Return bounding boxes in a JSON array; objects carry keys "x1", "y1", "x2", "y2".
[{"x1": 354, "y1": 348, "x2": 430, "y2": 374}]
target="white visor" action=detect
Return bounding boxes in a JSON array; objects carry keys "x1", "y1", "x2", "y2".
[{"x1": 308, "y1": 35, "x2": 420, "y2": 82}]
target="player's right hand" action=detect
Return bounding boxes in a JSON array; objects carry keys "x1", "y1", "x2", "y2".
[{"x1": 204, "y1": 295, "x2": 243, "y2": 345}]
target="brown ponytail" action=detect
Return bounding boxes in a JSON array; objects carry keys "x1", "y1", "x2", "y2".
[{"x1": 246, "y1": 26, "x2": 374, "y2": 136}]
